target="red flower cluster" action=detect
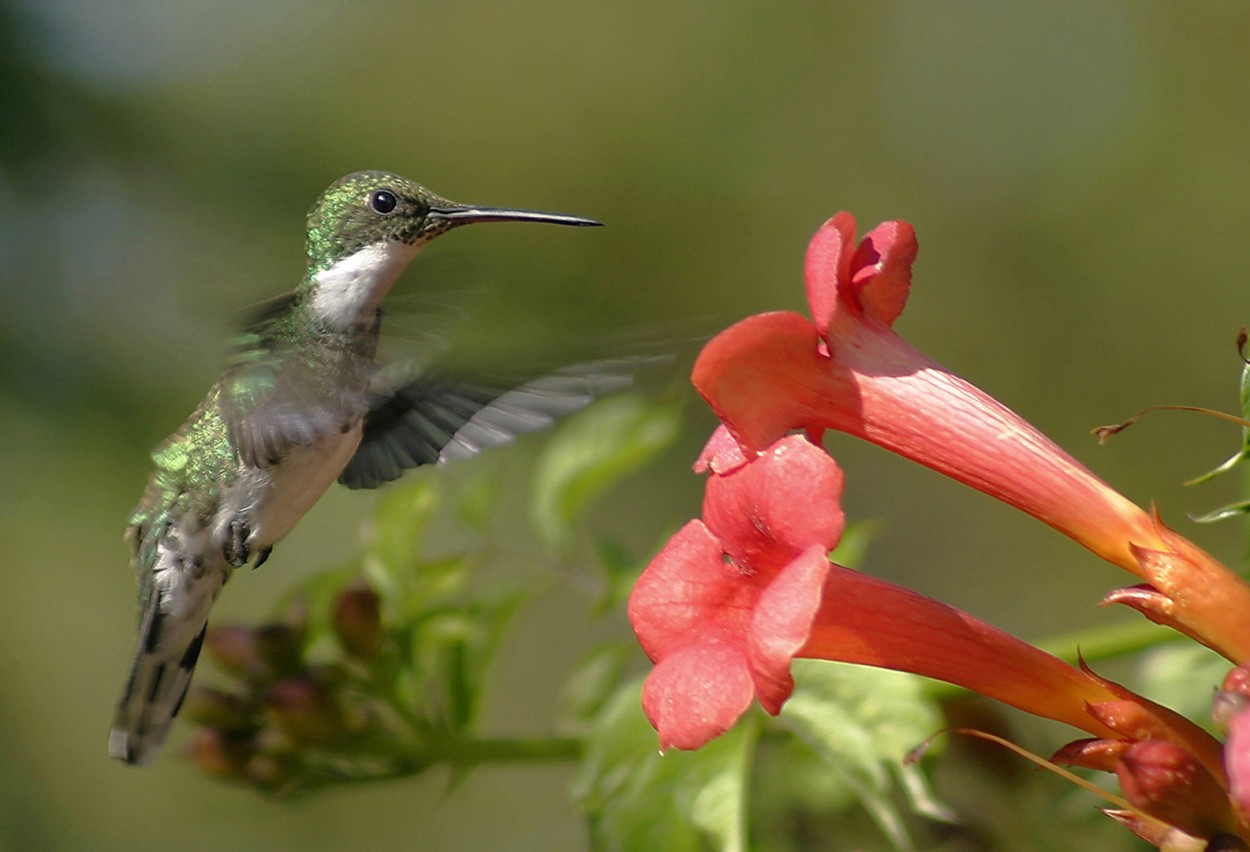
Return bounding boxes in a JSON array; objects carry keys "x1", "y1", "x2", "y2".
[{"x1": 629, "y1": 212, "x2": 1250, "y2": 846}]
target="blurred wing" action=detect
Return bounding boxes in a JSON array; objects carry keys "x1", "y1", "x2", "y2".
[
  {"x1": 220, "y1": 328, "x2": 377, "y2": 468},
  {"x1": 338, "y1": 363, "x2": 637, "y2": 490}
]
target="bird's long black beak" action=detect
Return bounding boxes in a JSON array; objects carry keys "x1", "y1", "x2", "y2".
[{"x1": 428, "y1": 204, "x2": 602, "y2": 228}]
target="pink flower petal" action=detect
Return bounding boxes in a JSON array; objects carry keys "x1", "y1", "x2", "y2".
[
  {"x1": 848, "y1": 220, "x2": 916, "y2": 326},
  {"x1": 748, "y1": 544, "x2": 833, "y2": 714},
  {"x1": 703, "y1": 436, "x2": 844, "y2": 573},
  {"x1": 1227, "y1": 704, "x2": 1250, "y2": 814},
  {"x1": 630, "y1": 435, "x2": 847, "y2": 748},
  {"x1": 641, "y1": 644, "x2": 756, "y2": 751},
  {"x1": 628, "y1": 521, "x2": 751, "y2": 662},
  {"x1": 804, "y1": 213, "x2": 857, "y2": 338},
  {"x1": 693, "y1": 311, "x2": 844, "y2": 454},
  {"x1": 694, "y1": 425, "x2": 749, "y2": 475}
]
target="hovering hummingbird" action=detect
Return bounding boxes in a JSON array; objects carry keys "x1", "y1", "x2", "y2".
[{"x1": 110, "y1": 171, "x2": 607, "y2": 765}]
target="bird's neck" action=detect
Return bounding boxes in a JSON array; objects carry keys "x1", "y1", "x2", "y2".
[{"x1": 303, "y1": 240, "x2": 421, "y2": 330}]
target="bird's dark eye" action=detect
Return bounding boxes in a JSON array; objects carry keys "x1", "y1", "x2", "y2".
[{"x1": 369, "y1": 189, "x2": 398, "y2": 215}]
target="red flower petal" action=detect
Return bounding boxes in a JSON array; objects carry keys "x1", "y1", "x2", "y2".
[
  {"x1": 692, "y1": 311, "x2": 845, "y2": 454},
  {"x1": 804, "y1": 213, "x2": 857, "y2": 338},
  {"x1": 1226, "y1": 703, "x2": 1250, "y2": 814},
  {"x1": 630, "y1": 436, "x2": 846, "y2": 749},
  {"x1": 748, "y1": 544, "x2": 832, "y2": 714},
  {"x1": 703, "y1": 437, "x2": 844, "y2": 574},
  {"x1": 641, "y1": 644, "x2": 756, "y2": 752},
  {"x1": 848, "y1": 220, "x2": 916, "y2": 326},
  {"x1": 694, "y1": 425, "x2": 749, "y2": 475},
  {"x1": 628, "y1": 521, "x2": 750, "y2": 663}
]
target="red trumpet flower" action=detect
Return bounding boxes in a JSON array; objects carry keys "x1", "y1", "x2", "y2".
[
  {"x1": 691, "y1": 212, "x2": 1250, "y2": 661},
  {"x1": 629, "y1": 211, "x2": 1250, "y2": 846}
]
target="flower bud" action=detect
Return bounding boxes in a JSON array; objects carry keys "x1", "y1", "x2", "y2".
[
  {"x1": 264, "y1": 676, "x2": 344, "y2": 744},
  {"x1": 1115, "y1": 740, "x2": 1233, "y2": 839},
  {"x1": 186, "y1": 727, "x2": 253, "y2": 778},
  {"x1": 1224, "y1": 699, "x2": 1250, "y2": 815},
  {"x1": 1212, "y1": 690, "x2": 1250, "y2": 731},
  {"x1": 253, "y1": 624, "x2": 304, "y2": 677},
  {"x1": 245, "y1": 753, "x2": 294, "y2": 791},
  {"x1": 1225, "y1": 665, "x2": 1250, "y2": 696},
  {"x1": 204, "y1": 626, "x2": 264, "y2": 679},
  {"x1": 333, "y1": 582, "x2": 384, "y2": 659},
  {"x1": 253, "y1": 725, "x2": 298, "y2": 757}
]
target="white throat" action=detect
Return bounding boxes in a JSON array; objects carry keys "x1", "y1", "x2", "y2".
[{"x1": 310, "y1": 241, "x2": 421, "y2": 328}]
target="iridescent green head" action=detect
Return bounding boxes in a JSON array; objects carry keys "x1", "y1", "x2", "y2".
[{"x1": 304, "y1": 170, "x2": 600, "y2": 275}]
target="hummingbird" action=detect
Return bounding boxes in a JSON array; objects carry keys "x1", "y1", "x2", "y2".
[{"x1": 109, "y1": 170, "x2": 606, "y2": 765}]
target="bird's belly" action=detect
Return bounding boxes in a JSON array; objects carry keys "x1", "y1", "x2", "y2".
[{"x1": 248, "y1": 422, "x2": 364, "y2": 549}]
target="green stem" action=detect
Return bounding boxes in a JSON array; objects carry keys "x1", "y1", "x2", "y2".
[
  {"x1": 417, "y1": 735, "x2": 582, "y2": 766},
  {"x1": 725, "y1": 713, "x2": 760, "y2": 852},
  {"x1": 292, "y1": 735, "x2": 583, "y2": 794}
]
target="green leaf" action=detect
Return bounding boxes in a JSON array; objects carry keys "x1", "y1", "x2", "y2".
[
  {"x1": 1136, "y1": 641, "x2": 1231, "y2": 731},
  {"x1": 530, "y1": 395, "x2": 682, "y2": 550},
  {"x1": 1186, "y1": 450, "x2": 1249, "y2": 487},
  {"x1": 1191, "y1": 499, "x2": 1250, "y2": 524},
  {"x1": 688, "y1": 726, "x2": 753, "y2": 852},
  {"x1": 1239, "y1": 358, "x2": 1250, "y2": 419},
  {"x1": 778, "y1": 660, "x2": 950, "y2": 850},
  {"x1": 592, "y1": 534, "x2": 644, "y2": 615},
  {"x1": 397, "y1": 556, "x2": 473, "y2": 617},
  {"x1": 560, "y1": 642, "x2": 635, "y2": 731},
  {"x1": 362, "y1": 478, "x2": 441, "y2": 593},
  {"x1": 574, "y1": 680, "x2": 755, "y2": 852},
  {"x1": 829, "y1": 520, "x2": 878, "y2": 569},
  {"x1": 452, "y1": 464, "x2": 504, "y2": 532},
  {"x1": 403, "y1": 578, "x2": 531, "y2": 730}
]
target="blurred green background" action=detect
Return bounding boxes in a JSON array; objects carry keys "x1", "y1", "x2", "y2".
[{"x1": 3, "y1": 1, "x2": 1250, "y2": 849}]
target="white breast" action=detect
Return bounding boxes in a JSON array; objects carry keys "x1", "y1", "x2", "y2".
[
  {"x1": 311, "y1": 241, "x2": 421, "y2": 328},
  {"x1": 217, "y1": 422, "x2": 364, "y2": 554}
]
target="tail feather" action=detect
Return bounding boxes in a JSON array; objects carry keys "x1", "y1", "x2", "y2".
[{"x1": 110, "y1": 562, "x2": 223, "y2": 765}]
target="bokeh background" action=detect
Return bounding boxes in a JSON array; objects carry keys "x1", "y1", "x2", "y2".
[{"x1": 3, "y1": 1, "x2": 1250, "y2": 849}]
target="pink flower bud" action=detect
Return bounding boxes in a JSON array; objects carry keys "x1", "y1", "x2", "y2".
[
  {"x1": 333, "y1": 582, "x2": 384, "y2": 659},
  {"x1": 204, "y1": 626, "x2": 264, "y2": 679},
  {"x1": 1116, "y1": 740, "x2": 1233, "y2": 839},
  {"x1": 186, "y1": 727, "x2": 253, "y2": 778},
  {"x1": 264, "y1": 677, "x2": 345, "y2": 744}
]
